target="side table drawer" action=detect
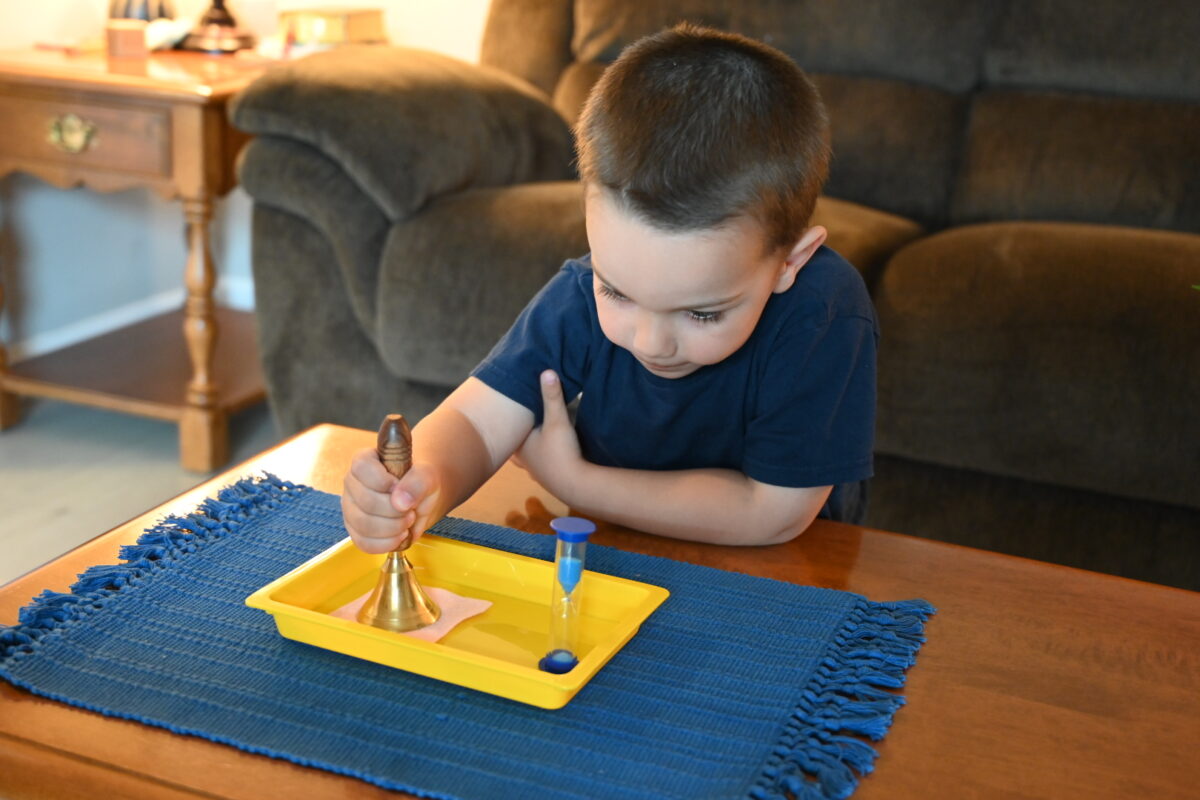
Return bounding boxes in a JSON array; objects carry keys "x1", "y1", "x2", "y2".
[{"x1": 0, "y1": 93, "x2": 170, "y2": 177}]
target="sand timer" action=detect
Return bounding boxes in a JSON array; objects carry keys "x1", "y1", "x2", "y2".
[{"x1": 538, "y1": 517, "x2": 595, "y2": 673}]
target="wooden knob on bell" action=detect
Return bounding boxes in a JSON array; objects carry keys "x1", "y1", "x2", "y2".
[{"x1": 376, "y1": 413, "x2": 412, "y2": 479}]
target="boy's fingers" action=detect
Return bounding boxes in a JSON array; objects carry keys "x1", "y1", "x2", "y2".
[
  {"x1": 348, "y1": 448, "x2": 398, "y2": 493},
  {"x1": 403, "y1": 471, "x2": 442, "y2": 545},
  {"x1": 342, "y1": 449, "x2": 430, "y2": 555},
  {"x1": 351, "y1": 529, "x2": 411, "y2": 554},
  {"x1": 540, "y1": 369, "x2": 567, "y2": 426},
  {"x1": 391, "y1": 466, "x2": 433, "y2": 514},
  {"x1": 341, "y1": 495, "x2": 415, "y2": 553},
  {"x1": 343, "y1": 474, "x2": 402, "y2": 519}
]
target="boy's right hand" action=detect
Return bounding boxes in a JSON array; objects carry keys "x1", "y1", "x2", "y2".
[{"x1": 341, "y1": 448, "x2": 441, "y2": 554}]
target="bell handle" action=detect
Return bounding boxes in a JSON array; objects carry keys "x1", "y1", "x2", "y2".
[{"x1": 376, "y1": 414, "x2": 414, "y2": 551}]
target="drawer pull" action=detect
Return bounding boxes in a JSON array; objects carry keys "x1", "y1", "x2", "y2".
[{"x1": 47, "y1": 113, "x2": 98, "y2": 154}]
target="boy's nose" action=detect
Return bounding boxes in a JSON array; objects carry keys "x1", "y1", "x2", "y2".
[{"x1": 633, "y1": 314, "x2": 674, "y2": 359}]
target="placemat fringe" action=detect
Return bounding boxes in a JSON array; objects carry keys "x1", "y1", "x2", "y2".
[
  {"x1": 748, "y1": 598, "x2": 935, "y2": 800},
  {"x1": 0, "y1": 474, "x2": 304, "y2": 661}
]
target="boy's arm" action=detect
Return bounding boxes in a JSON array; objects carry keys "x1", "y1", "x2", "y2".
[
  {"x1": 569, "y1": 468, "x2": 830, "y2": 546},
  {"x1": 342, "y1": 377, "x2": 534, "y2": 553},
  {"x1": 518, "y1": 371, "x2": 832, "y2": 546}
]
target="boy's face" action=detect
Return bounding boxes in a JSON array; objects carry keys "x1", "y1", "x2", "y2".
[{"x1": 585, "y1": 187, "x2": 821, "y2": 379}]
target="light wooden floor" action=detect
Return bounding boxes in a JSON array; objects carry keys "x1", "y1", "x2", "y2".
[{"x1": 0, "y1": 398, "x2": 281, "y2": 586}]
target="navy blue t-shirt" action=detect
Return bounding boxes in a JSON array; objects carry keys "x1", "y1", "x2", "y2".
[{"x1": 471, "y1": 247, "x2": 878, "y2": 521}]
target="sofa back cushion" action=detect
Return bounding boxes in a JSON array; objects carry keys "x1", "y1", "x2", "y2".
[
  {"x1": 983, "y1": 0, "x2": 1200, "y2": 103},
  {"x1": 951, "y1": 92, "x2": 1200, "y2": 232},
  {"x1": 951, "y1": 0, "x2": 1200, "y2": 232},
  {"x1": 569, "y1": 0, "x2": 997, "y2": 93},
  {"x1": 483, "y1": 0, "x2": 1200, "y2": 231},
  {"x1": 813, "y1": 75, "x2": 965, "y2": 228},
  {"x1": 543, "y1": 0, "x2": 999, "y2": 226},
  {"x1": 480, "y1": 0, "x2": 574, "y2": 97}
]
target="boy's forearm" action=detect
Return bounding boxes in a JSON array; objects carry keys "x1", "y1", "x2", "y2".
[
  {"x1": 408, "y1": 378, "x2": 536, "y2": 527},
  {"x1": 558, "y1": 463, "x2": 827, "y2": 546},
  {"x1": 410, "y1": 406, "x2": 497, "y2": 523}
]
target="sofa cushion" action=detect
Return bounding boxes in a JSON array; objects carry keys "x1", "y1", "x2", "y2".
[
  {"x1": 985, "y1": 0, "x2": 1200, "y2": 102},
  {"x1": 376, "y1": 187, "x2": 916, "y2": 387},
  {"x1": 571, "y1": 0, "x2": 998, "y2": 93},
  {"x1": 815, "y1": 74, "x2": 966, "y2": 228},
  {"x1": 952, "y1": 90, "x2": 1200, "y2": 232},
  {"x1": 810, "y1": 196, "x2": 923, "y2": 287},
  {"x1": 376, "y1": 182, "x2": 589, "y2": 387},
  {"x1": 874, "y1": 221, "x2": 1200, "y2": 510}
]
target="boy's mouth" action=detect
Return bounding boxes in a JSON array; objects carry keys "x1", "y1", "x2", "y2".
[{"x1": 638, "y1": 358, "x2": 694, "y2": 376}]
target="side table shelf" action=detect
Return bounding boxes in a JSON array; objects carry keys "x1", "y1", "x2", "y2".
[{"x1": 0, "y1": 309, "x2": 265, "y2": 466}]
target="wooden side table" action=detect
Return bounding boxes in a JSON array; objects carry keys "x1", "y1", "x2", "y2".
[{"x1": 0, "y1": 49, "x2": 270, "y2": 471}]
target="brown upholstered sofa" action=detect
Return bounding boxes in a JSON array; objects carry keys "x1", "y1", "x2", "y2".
[{"x1": 230, "y1": 0, "x2": 1200, "y2": 588}]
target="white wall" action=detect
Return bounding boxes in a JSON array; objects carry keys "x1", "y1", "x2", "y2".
[{"x1": 0, "y1": 0, "x2": 491, "y2": 360}]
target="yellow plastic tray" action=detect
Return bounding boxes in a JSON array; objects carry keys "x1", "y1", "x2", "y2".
[{"x1": 245, "y1": 534, "x2": 669, "y2": 709}]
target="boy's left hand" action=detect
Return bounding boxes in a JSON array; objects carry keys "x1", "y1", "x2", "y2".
[{"x1": 513, "y1": 370, "x2": 584, "y2": 498}]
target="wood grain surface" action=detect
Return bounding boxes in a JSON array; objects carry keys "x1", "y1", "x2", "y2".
[{"x1": 2, "y1": 424, "x2": 1197, "y2": 799}]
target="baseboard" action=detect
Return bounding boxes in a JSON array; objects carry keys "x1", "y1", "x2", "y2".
[{"x1": 8, "y1": 276, "x2": 256, "y2": 363}]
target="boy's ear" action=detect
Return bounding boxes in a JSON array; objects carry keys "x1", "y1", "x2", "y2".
[{"x1": 773, "y1": 226, "x2": 828, "y2": 293}]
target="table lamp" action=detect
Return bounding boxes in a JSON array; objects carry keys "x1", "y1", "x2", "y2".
[
  {"x1": 109, "y1": 0, "x2": 174, "y2": 20},
  {"x1": 179, "y1": 0, "x2": 255, "y2": 53}
]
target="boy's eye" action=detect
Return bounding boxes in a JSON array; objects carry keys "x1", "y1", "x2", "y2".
[
  {"x1": 688, "y1": 310, "x2": 723, "y2": 324},
  {"x1": 597, "y1": 283, "x2": 627, "y2": 302},
  {"x1": 598, "y1": 280, "x2": 721, "y2": 323}
]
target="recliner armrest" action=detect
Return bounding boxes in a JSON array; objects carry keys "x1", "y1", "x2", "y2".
[{"x1": 230, "y1": 45, "x2": 577, "y2": 221}]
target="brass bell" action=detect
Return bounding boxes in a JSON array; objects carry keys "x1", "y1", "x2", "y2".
[{"x1": 356, "y1": 414, "x2": 441, "y2": 632}]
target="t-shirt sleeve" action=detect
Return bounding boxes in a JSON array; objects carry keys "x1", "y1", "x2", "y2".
[
  {"x1": 470, "y1": 264, "x2": 590, "y2": 426},
  {"x1": 742, "y1": 312, "x2": 877, "y2": 488}
]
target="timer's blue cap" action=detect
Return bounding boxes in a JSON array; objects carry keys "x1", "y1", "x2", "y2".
[{"x1": 550, "y1": 517, "x2": 595, "y2": 543}]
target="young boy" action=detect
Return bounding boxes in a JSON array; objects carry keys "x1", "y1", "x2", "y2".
[{"x1": 342, "y1": 24, "x2": 877, "y2": 553}]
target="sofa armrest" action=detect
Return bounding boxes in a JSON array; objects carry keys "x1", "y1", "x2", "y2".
[
  {"x1": 239, "y1": 136, "x2": 393, "y2": 336},
  {"x1": 230, "y1": 45, "x2": 576, "y2": 221}
]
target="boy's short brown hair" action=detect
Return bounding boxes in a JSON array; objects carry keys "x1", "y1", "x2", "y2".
[{"x1": 576, "y1": 24, "x2": 830, "y2": 254}]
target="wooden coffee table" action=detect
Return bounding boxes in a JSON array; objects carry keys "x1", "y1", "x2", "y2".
[{"x1": 1, "y1": 424, "x2": 1197, "y2": 799}]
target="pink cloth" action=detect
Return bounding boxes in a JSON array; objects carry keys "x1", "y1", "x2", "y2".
[{"x1": 331, "y1": 586, "x2": 492, "y2": 643}]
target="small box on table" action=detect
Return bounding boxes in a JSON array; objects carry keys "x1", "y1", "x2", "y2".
[{"x1": 278, "y1": 7, "x2": 386, "y2": 46}]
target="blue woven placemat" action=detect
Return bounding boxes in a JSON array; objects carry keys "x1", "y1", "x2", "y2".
[{"x1": 0, "y1": 476, "x2": 933, "y2": 800}]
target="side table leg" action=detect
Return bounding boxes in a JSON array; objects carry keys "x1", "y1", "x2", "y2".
[
  {"x1": 0, "y1": 280, "x2": 21, "y2": 429},
  {"x1": 179, "y1": 198, "x2": 228, "y2": 471}
]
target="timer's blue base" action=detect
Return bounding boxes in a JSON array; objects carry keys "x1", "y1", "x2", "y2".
[{"x1": 538, "y1": 649, "x2": 578, "y2": 674}]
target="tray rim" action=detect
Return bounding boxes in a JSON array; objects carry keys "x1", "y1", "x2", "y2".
[{"x1": 245, "y1": 534, "x2": 670, "y2": 708}]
